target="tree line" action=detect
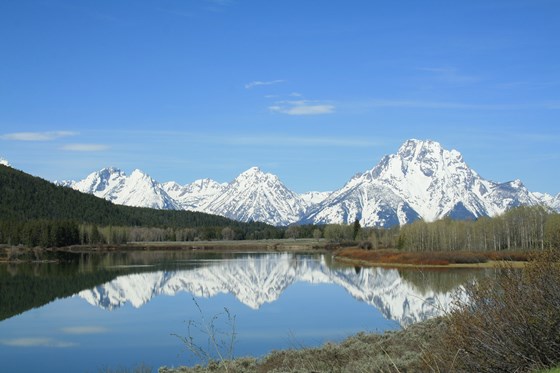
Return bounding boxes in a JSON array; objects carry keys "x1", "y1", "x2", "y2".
[
  {"x1": 397, "y1": 206, "x2": 560, "y2": 251},
  {"x1": 306, "y1": 205, "x2": 560, "y2": 251}
]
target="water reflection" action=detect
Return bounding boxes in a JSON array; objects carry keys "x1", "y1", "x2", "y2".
[
  {"x1": 76, "y1": 253, "x2": 485, "y2": 327},
  {"x1": 0, "y1": 251, "x2": 492, "y2": 372}
]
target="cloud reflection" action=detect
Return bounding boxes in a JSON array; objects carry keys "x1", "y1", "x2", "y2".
[
  {"x1": 0, "y1": 337, "x2": 76, "y2": 348},
  {"x1": 61, "y1": 326, "x2": 109, "y2": 335}
]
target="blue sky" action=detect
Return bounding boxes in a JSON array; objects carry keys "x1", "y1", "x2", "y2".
[{"x1": 1, "y1": 0, "x2": 559, "y2": 194}]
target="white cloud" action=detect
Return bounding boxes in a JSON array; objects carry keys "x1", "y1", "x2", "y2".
[
  {"x1": 61, "y1": 144, "x2": 109, "y2": 152},
  {"x1": 269, "y1": 100, "x2": 335, "y2": 115},
  {"x1": 0, "y1": 131, "x2": 77, "y2": 141},
  {"x1": 244, "y1": 80, "x2": 285, "y2": 89},
  {"x1": 0, "y1": 337, "x2": 76, "y2": 348}
]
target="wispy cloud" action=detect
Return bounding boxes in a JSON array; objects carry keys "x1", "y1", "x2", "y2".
[
  {"x1": 0, "y1": 131, "x2": 77, "y2": 141},
  {"x1": 417, "y1": 67, "x2": 479, "y2": 84},
  {"x1": 245, "y1": 80, "x2": 285, "y2": 89},
  {"x1": 269, "y1": 100, "x2": 335, "y2": 115},
  {"x1": 61, "y1": 326, "x2": 108, "y2": 335},
  {"x1": 0, "y1": 337, "x2": 76, "y2": 348},
  {"x1": 112, "y1": 130, "x2": 374, "y2": 148},
  {"x1": 361, "y1": 99, "x2": 517, "y2": 110},
  {"x1": 61, "y1": 144, "x2": 109, "y2": 152},
  {"x1": 218, "y1": 134, "x2": 372, "y2": 147}
]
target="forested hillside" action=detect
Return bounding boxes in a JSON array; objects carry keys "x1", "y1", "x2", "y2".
[{"x1": 0, "y1": 165, "x2": 281, "y2": 246}]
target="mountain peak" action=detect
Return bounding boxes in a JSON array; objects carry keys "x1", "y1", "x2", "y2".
[
  {"x1": 241, "y1": 166, "x2": 264, "y2": 176},
  {"x1": 130, "y1": 169, "x2": 150, "y2": 179},
  {"x1": 305, "y1": 138, "x2": 550, "y2": 227},
  {"x1": 131, "y1": 168, "x2": 146, "y2": 175},
  {"x1": 236, "y1": 167, "x2": 280, "y2": 184},
  {"x1": 205, "y1": 167, "x2": 304, "y2": 225},
  {"x1": 397, "y1": 139, "x2": 445, "y2": 161}
]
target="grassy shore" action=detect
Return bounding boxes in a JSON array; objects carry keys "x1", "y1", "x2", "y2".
[
  {"x1": 335, "y1": 247, "x2": 531, "y2": 268},
  {"x1": 159, "y1": 317, "x2": 446, "y2": 373}
]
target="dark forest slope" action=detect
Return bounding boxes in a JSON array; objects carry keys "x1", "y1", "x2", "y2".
[{"x1": 0, "y1": 165, "x2": 275, "y2": 231}]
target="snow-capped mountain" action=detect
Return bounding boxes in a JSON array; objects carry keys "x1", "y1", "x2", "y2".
[
  {"x1": 304, "y1": 139, "x2": 555, "y2": 226},
  {"x1": 56, "y1": 139, "x2": 559, "y2": 227},
  {"x1": 60, "y1": 167, "x2": 180, "y2": 210},
  {"x1": 203, "y1": 167, "x2": 307, "y2": 226},
  {"x1": 302, "y1": 174, "x2": 421, "y2": 227},
  {"x1": 162, "y1": 178, "x2": 226, "y2": 211},
  {"x1": 78, "y1": 253, "x2": 464, "y2": 327},
  {"x1": 59, "y1": 166, "x2": 310, "y2": 226}
]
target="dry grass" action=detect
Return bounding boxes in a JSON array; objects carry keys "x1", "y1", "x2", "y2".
[
  {"x1": 335, "y1": 248, "x2": 531, "y2": 267},
  {"x1": 159, "y1": 317, "x2": 446, "y2": 373}
]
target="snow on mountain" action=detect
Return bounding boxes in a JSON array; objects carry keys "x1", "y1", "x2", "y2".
[
  {"x1": 303, "y1": 172, "x2": 421, "y2": 227},
  {"x1": 300, "y1": 191, "x2": 331, "y2": 207},
  {"x1": 304, "y1": 139, "x2": 551, "y2": 227},
  {"x1": 369, "y1": 139, "x2": 491, "y2": 221},
  {"x1": 78, "y1": 253, "x2": 461, "y2": 327},
  {"x1": 0, "y1": 157, "x2": 10, "y2": 167},
  {"x1": 482, "y1": 179, "x2": 543, "y2": 216},
  {"x1": 162, "y1": 178, "x2": 226, "y2": 211},
  {"x1": 55, "y1": 139, "x2": 559, "y2": 226},
  {"x1": 58, "y1": 166, "x2": 308, "y2": 225},
  {"x1": 64, "y1": 167, "x2": 180, "y2": 210},
  {"x1": 553, "y1": 194, "x2": 560, "y2": 211},
  {"x1": 203, "y1": 167, "x2": 307, "y2": 226},
  {"x1": 532, "y1": 191, "x2": 560, "y2": 212}
]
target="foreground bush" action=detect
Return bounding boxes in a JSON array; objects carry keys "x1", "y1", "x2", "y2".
[{"x1": 430, "y1": 251, "x2": 560, "y2": 372}]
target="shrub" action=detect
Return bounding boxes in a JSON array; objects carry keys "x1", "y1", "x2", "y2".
[{"x1": 430, "y1": 251, "x2": 560, "y2": 372}]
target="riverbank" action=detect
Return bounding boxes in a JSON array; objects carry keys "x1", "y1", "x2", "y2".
[
  {"x1": 0, "y1": 239, "x2": 330, "y2": 263},
  {"x1": 159, "y1": 317, "x2": 446, "y2": 373},
  {"x1": 334, "y1": 247, "x2": 530, "y2": 268}
]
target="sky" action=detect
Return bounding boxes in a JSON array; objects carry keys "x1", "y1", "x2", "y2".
[{"x1": 1, "y1": 0, "x2": 559, "y2": 195}]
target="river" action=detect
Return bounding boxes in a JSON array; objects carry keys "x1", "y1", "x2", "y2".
[{"x1": 0, "y1": 251, "x2": 491, "y2": 372}]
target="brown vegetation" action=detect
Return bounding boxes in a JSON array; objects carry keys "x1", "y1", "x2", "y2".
[
  {"x1": 335, "y1": 247, "x2": 531, "y2": 267},
  {"x1": 427, "y1": 250, "x2": 560, "y2": 372}
]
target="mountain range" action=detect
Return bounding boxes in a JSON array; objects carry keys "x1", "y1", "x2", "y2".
[
  {"x1": 54, "y1": 139, "x2": 560, "y2": 227},
  {"x1": 78, "y1": 253, "x2": 462, "y2": 327}
]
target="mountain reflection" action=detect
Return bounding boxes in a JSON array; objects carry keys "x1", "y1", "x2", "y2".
[{"x1": 78, "y1": 253, "x2": 481, "y2": 327}]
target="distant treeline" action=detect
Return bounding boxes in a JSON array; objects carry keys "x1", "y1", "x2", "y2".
[
  {"x1": 397, "y1": 206, "x2": 560, "y2": 251},
  {"x1": 373, "y1": 206, "x2": 559, "y2": 251},
  {"x1": 290, "y1": 206, "x2": 560, "y2": 251}
]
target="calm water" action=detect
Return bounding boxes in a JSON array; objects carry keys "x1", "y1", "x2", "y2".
[{"x1": 0, "y1": 251, "x2": 490, "y2": 372}]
